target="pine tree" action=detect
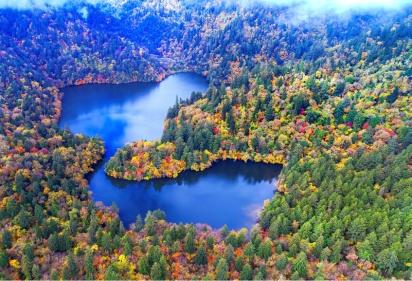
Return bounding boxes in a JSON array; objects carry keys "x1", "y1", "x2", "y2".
[
  {"x1": 184, "y1": 232, "x2": 195, "y2": 254},
  {"x1": 376, "y1": 249, "x2": 398, "y2": 276},
  {"x1": 22, "y1": 254, "x2": 32, "y2": 280},
  {"x1": 257, "y1": 240, "x2": 272, "y2": 261},
  {"x1": 292, "y1": 252, "x2": 308, "y2": 278},
  {"x1": 138, "y1": 256, "x2": 150, "y2": 275},
  {"x1": 104, "y1": 264, "x2": 119, "y2": 280},
  {"x1": 0, "y1": 249, "x2": 8, "y2": 268},
  {"x1": 240, "y1": 264, "x2": 253, "y2": 280},
  {"x1": 276, "y1": 254, "x2": 288, "y2": 271},
  {"x1": 85, "y1": 249, "x2": 94, "y2": 280},
  {"x1": 150, "y1": 262, "x2": 163, "y2": 280},
  {"x1": 195, "y1": 245, "x2": 208, "y2": 265},
  {"x1": 2, "y1": 230, "x2": 12, "y2": 249},
  {"x1": 67, "y1": 253, "x2": 77, "y2": 280},
  {"x1": 134, "y1": 215, "x2": 144, "y2": 232},
  {"x1": 215, "y1": 258, "x2": 229, "y2": 280},
  {"x1": 50, "y1": 269, "x2": 59, "y2": 281},
  {"x1": 32, "y1": 264, "x2": 41, "y2": 280}
]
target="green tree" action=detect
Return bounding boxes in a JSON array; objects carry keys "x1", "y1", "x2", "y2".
[
  {"x1": 257, "y1": 240, "x2": 271, "y2": 261},
  {"x1": 195, "y1": 244, "x2": 208, "y2": 265},
  {"x1": 215, "y1": 258, "x2": 229, "y2": 280},
  {"x1": 134, "y1": 215, "x2": 144, "y2": 232},
  {"x1": 0, "y1": 249, "x2": 8, "y2": 268},
  {"x1": 240, "y1": 264, "x2": 253, "y2": 280},
  {"x1": 292, "y1": 252, "x2": 308, "y2": 278},
  {"x1": 22, "y1": 254, "x2": 33, "y2": 280},
  {"x1": 138, "y1": 256, "x2": 150, "y2": 275},
  {"x1": 2, "y1": 230, "x2": 12, "y2": 249},
  {"x1": 184, "y1": 232, "x2": 196, "y2": 254},
  {"x1": 150, "y1": 262, "x2": 163, "y2": 280},
  {"x1": 66, "y1": 253, "x2": 77, "y2": 280},
  {"x1": 104, "y1": 264, "x2": 120, "y2": 280},
  {"x1": 348, "y1": 217, "x2": 366, "y2": 241},
  {"x1": 32, "y1": 264, "x2": 41, "y2": 280},
  {"x1": 276, "y1": 254, "x2": 288, "y2": 271},
  {"x1": 376, "y1": 249, "x2": 398, "y2": 276},
  {"x1": 85, "y1": 249, "x2": 94, "y2": 280}
]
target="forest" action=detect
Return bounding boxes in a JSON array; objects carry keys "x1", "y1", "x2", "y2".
[{"x1": 0, "y1": 0, "x2": 411, "y2": 279}]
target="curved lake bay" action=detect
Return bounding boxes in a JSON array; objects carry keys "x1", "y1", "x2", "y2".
[{"x1": 59, "y1": 73, "x2": 281, "y2": 229}]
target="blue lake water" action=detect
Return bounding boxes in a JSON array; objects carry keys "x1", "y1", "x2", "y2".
[{"x1": 59, "y1": 73, "x2": 281, "y2": 229}]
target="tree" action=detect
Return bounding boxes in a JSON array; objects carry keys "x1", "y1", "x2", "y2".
[
  {"x1": 265, "y1": 104, "x2": 275, "y2": 121},
  {"x1": 23, "y1": 243, "x2": 34, "y2": 262},
  {"x1": 195, "y1": 245, "x2": 208, "y2": 265},
  {"x1": 50, "y1": 269, "x2": 59, "y2": 280},
  {"x1": 291, "y1": 94, "x2": 309, "y2": 115},
  {"x1": 147, "y1": 245, "x2": 162, "y2": 266},
  {"x1": 240, "y1": 264, "x2": 253, "y2": 280},
  {"x1": 123, "y1": 236, "x2": 133, "y2": 256},
  {"x1": 313, "y1": 236, "x2": 324, "y2": 258},
  {"x1": 138, "y1": 256, "x2": 150, "y2": 275},
  {"x1": 221, "y1": 225, "x2": 229, "y2": 238},
  {"x1": 22, "y1": 254, "x2": 32, "y2": 280},
  {"x1": 386, "y1": 86, "x2": 399, "y2": 103},
  {"x1": 276, "y1": 254, "x2": 288, "y2": 271},
  {"x1": 85, "y1": 249, "x2": 94, "y2": 280},
  {"x1": 134, "y1": 215, "x2": 144, "y2": 232},
  {"x1": 2, "y1": 230, "x2": 12, "y2": 249},
  {"x1": 215, "y1": 258, "x2": 229, "y2": 280},
  {"x1": 150, "y1": 262, "x2": 163, "y2": 280},
  {"x1": 292, "y1": 252, "x2": 308, "y2": 278},
  {"x1": 66, "y1": 253, "x2": 77, "y2": 280},
  {"x1": 184, "y1": 232, "x2": 196, "y2": 254},
  {"x1": 235, "y1": 256, "x2": 244, "y2": 272},
  {"x1": 376, "y1": 249, "x2": 398, "y2": 276},
  {"x1": 104, "y1": 264, "x2": 120, "y2": 280},
  {"x1": 0, "y1": 250, "x2": 8, "y2": 268},
  {"x1": 348, "y1": 217, "x2": 366, "y2": 241},
  {"x1": 32, "y1": 264, "x2": 41, "y2": 280},
  {"x1": 257, "y1": 240, "x2": 271, "y2": 261},
  {"x1": 334, "y1": 81, "x2": 346, "y2": 96},
  {"x1": 224, "y1": 245, "x2": 234, "y2": 264},
  {"x1": 244, "y1": 242, "x2": 255, "y2": 262}
]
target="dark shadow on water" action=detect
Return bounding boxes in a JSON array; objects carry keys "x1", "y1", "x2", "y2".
[{"x1": 107, "y1": 160, "x2": 282, "y2": 190}]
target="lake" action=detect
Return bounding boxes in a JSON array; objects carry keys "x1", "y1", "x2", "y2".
[{"x1": 59, "y1": 73, "x2": 281, "y2": 229}]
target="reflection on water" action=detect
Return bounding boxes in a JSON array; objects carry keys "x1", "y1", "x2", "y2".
[{"x1": 59, "y1": 73, "x2": 281, "y2": 229}]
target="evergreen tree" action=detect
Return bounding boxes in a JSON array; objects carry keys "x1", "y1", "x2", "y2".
[
  {"x1": 134, "y1": 215, "x2": 144, "y2": 232},
  {"x1": 104, "y1": 264, "x2": 120, "y2": 280},
  {"x1": 85, "y1": 249, "x2": 94, "y2": 280},
  {"x1": 66, "y1": 253, "x2": 77, "y2": 280},
  {"x1": 292, "y1": 252, "x2": 308, "y2": 278},
  {"x1": 150, "y1": 262, "x2": 163, "y2": 280},
  {"x1": 32, "y1": 264, "x2": 41, "y2": 280},
  {"x1": 2, "y1": 230, "x2": 12, "y2": 249},
  {"x1": 240, "y1": 264, "x2": 253, "y2": 280},
  {"x1": 0, "y1": 250, "x2": 8, "y2": 268},
  {"x1": 376, "y1": 249, "x2": 398, "y2": 276},
  {"x1": 21, "y1": 254, "x2": 32, "y2": 280},
  {"x1": 138, "y1": 256, "x2": 150, "y2": 275},
  {"x1": 257, "y1": 240, "x2": 271, "y2": 261},
  {"x1": 195, "y1": 245, "x2": 208, "y2": 265},
  {"x1": 276, "y1": 254, "x2": 288, "y2": 271},
  {"x1": 215, "y1": 258, "x2": 229, "y2": 280},
  {"x1": 184, "y1": 232, "x2": 196, "y2": 254}
]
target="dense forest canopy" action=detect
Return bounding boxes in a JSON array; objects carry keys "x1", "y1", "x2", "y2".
[{"x1": 0, "y1": 0, "x2": 411, "y2": 279}]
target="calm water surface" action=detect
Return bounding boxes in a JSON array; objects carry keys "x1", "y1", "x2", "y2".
[{"x1": 59, "y1": 73, "x2": 281, "y2": 229}]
